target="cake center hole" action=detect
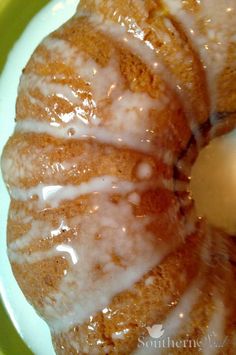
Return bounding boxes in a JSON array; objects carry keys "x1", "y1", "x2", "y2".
[{"x1": 190, "y1": 131, "x2": 236, "y2": 235}]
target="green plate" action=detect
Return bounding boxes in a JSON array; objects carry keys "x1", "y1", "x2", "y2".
[
  {"x1": 0, "y1": 0, "x2": 50, "y2": 73},
  {"x1": 0, "y1": 1, "x2": 50, "y2": 354}
]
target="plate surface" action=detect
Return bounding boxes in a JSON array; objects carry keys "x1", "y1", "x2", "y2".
[{"x1": 0, "y1": 1, "x2": 78, "y2": 354}]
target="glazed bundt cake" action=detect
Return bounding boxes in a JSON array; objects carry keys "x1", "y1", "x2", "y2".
[{"x1": 1, "y1": 0, "x2": 236, "y2": 354}]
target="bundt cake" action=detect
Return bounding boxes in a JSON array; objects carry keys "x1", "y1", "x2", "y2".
[{"x1": 1, "y1": 0, "x2": 236, "y2": 354}]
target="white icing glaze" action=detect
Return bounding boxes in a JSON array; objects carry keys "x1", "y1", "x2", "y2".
[
  {"x1": 134, "y1": 231, "x2": 213, "y2": 355},
  {"x1": 8, "y1": 193, "x2": 189, "y2": 334},
  {"x1": 24, "y1": 35, "x2": 164, "y2": 139},
  {"x1": 202, "y1": 298, "x2": 226, "y2": 355},
  {"x1": 8, "y1": 220, "x2": 70, "y2": 251},
  {"x1": 128, "y1": 192, "x2": 141, "y2": 205},
  {"x1": 144, "y1": 276, "x2": 155, "y2": 286},
  {"x1": 108, "y1": 89, "x2": 161, "y2": 137},
  {"x1": 161, "y1": 279, "x2": 203, "y2": 339},
  {"x1": 134, "y1": 279, "x2": 203, "y2": 355},
  {"x1": 42, "y1": 37, "x2": 123, "y2": 106},
  {"x1": 9, "y1": 242, "x2": 79, "y2": 267},
  {"x1": 200, "y1": 232, "x2": 229, "y2": 354},
  {"x1": 8, "y1": 209, "x2": 33, "y2": 224},
  {"x1": 86, "y1": 12, "x2": 174, "y2": 95},
  {"x1": 1, "y1": 140, "x2": 35, "y2": 182},
  {"x1": 112, "y1": 328, "x2": 130, "y2": 340},
  {"x1": 9, "y1": 247, "x2": 60, "y2": 264},
  {"x1": 39, "y1": 195, "x2": 171, "y2": 332},
  {"x1": 1, "y1": 142, "x2": 67, "y2": 185},
  {"x1": 136, "y1": 162, "x2": 153, "y2": 180},
  {"x1": 20, "y1": 73, "x2": 81, "y2": 106},
  {"x1": 42, "y1": 37, "x2": 76, "y2": 63},
  {"x1": 164, "y1": 0, "x2": 236, "y2": 114},
  {"x1": 9, "y1": 174, "x2": 173, "y2": 209},
  {"x1": 56, "y1": 244, "x2": 79, "y2": 265},
  {"x1": 15, "y1": 118, "x2": 155, "y2": 154},
  {"x1": 9, "y1": 176, "x2": 137, "y2": 208},
  {"x1": 83, "y1": 10, "x2": 205, "y2": 146}
]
